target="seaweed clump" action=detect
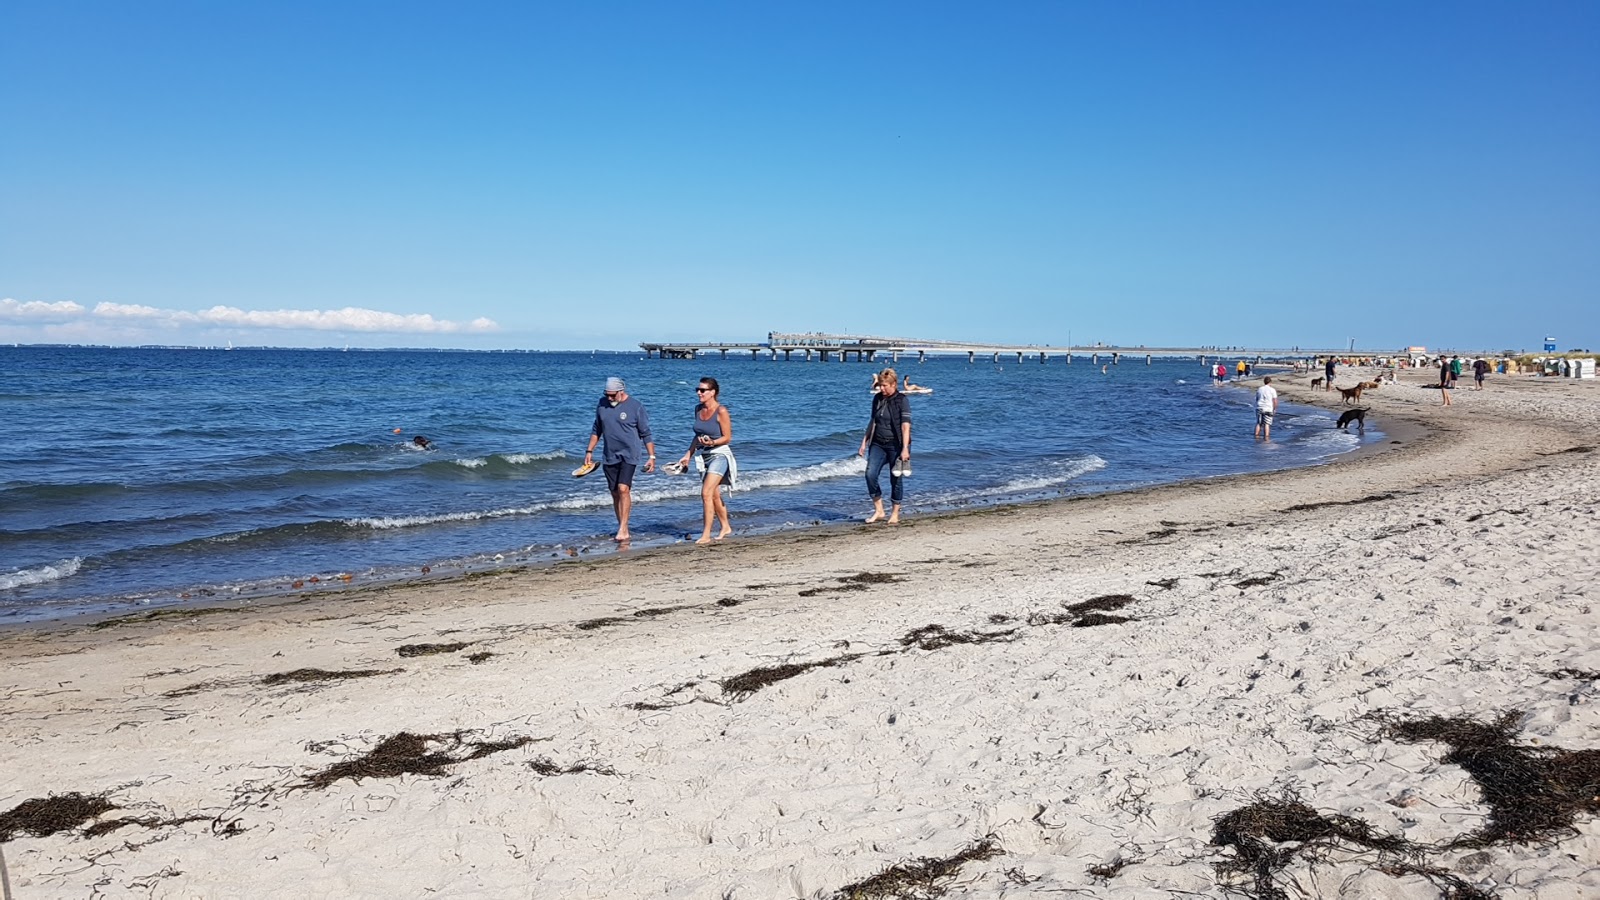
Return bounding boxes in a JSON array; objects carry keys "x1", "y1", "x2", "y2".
[
  {"x1": 261, "y1": 668, "x2": 391, "y2": 686},
  {"x1": 1029, "y1": 594, "x2": 1137, "y2": 628},
  {"x1": 395, "y1": 642, "x2": 470, "y2": 657},
  {"x1": 1382, "y1": 711, "x2": 1600, "y2": 846},
  {"x1": 719, "y1": 655, "x2": 863, "y2": 700},
  {"x1": 1211, "y1": 797, "x2": 1411, "y2": 900},
  {"x1": 304, "y1": 731, "x2": 532, "y2": 789},
  {"x1": 899, "y1": 624, "x2": 1015, "y2": 651},
  {"x1": 830, "y1": 837, "x2": 1003, "y2": 899},
  {"x1": 0, "y1": 792, "x2": 117, "y2": 842}
]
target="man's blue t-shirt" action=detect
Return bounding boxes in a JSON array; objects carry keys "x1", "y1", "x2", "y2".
[{"x1": 592, "y1": 396, "x2": 652, "y2": 465}]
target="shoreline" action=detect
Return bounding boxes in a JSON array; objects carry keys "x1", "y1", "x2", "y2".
[
  {"x1": 3, "y1": 368, "x2": 1596, "y2": 898},
  {"x1": 5, "y1": 372, "x2": 1416, "y2": 633}
]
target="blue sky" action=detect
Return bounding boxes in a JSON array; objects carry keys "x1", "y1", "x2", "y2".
[{"x1": 3, "y1": 1, "x2": 1596, "y2": 352}]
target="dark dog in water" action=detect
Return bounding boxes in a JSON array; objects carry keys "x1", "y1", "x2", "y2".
[{"x1": 1335, "y1": 408, "x2": 1369, "y2": 432}]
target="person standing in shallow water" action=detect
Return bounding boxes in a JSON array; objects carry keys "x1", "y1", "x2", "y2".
[
  {"x1": 675, "y1": 377, "x2": 734, "y2": 545},
  {"x1": 583, "y1": 376, "x2": 655, "y2": 542},
  {"x1": 859, "y1": 367, "x2": 912, "y2": 524},
  {"x1": 1254, "y1": 376, "x2": 1278, "y2": 441}
]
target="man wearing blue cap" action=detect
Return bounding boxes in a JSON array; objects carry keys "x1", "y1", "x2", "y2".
[{"x1": 584, "y1": 377, "x2": 656, "y2": 542}]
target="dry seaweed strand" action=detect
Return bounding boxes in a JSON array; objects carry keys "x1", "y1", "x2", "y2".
[
  {"x1": 830, "y1": 837, "x2": 1003, "y2": 900},
  {"x1": 260, "y1": 668, "x2": 392, "y2": 686},
  {"x1": 0, "y1": 793, "x2": 117, "y2": 842},
  {"x1": 303, "y1": 731, "x2": 533, "y2": 789},
  {"x1": 899, "y1": 624, "x2": 1016, "y2": 651},
  {"x1": 719, "y1": 655, "x2": 866, "y2": 699},
  {"x1": 81, "y1": 814, "x2": 208, "y2": 839},
  {"x1": 395, "y1": 642, "x2": 469, "y2": 657},
  {"x1": 1282, "y1": 492, "x2": 1398, "y2": 512}
]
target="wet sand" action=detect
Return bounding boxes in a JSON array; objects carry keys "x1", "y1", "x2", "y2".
[{"x1": 2, "y1": 368, "x2": 1597, "y2": 898}]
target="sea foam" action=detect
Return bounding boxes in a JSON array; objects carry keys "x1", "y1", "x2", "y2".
[{"x1": 1, "y1": 557, "x2": 84, "y2": 591}]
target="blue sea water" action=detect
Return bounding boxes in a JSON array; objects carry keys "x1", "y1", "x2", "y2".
[{"x1": 1, "y1": 346, "x2": 1380, "y2": 623}]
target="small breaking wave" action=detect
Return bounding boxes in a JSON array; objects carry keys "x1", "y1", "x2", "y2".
[
  {"x1": 983, "y1": 454, "x2": 1107, "y2": 495},
  {"x1": 1, "y1": 558, "x2": 84, "y2": 592}
]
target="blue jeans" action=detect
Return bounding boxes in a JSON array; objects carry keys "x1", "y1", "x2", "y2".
[{"x1": 865, "y1": 443, "x2": 903, "y2": 505}]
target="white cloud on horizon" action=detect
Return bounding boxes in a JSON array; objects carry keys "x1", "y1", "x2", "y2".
[
  {"x1": 2, "y1": 298, "x2": 498, "y2": 335},
  {"x1": 0, "y1": 298, "x2": 86, "y2": 321}
]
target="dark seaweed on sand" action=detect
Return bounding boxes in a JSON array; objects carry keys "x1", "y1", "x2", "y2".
[
  {"x1": 1029, "y1": 594, "x2": 1138, "y2": 628},
  {"x1": 0, "y1": 792, "x2": 116, "y2": 842},
  {"x1": 82, "y1": 814, "x2": 209, "y2": 838},
  {"x1": 1209, "y1": 796, "x2": 1493, "y2": 900},
  {"x1": 1545, "y1": 667, "x2": 1600, "y2": 681},
  {"x1": 830, "y1": 837, "x2": 1003, "y2": 899},
  {"x1": 899, "y1": 624, "x2": 1015, "y2": 651},
  {"x1": 1212, "y1": 797, "x2": 1409, "y2": 898},
  {"x1": 1233, "y1": 573, "x2": 1281, "y2": 589},
  {"x1": 1381, "y1": 711, "x2": 1600, "y2": 847},
  {"x1": 261, "y1": 668, "x2": 392, "y2": 686},
  {"x1": 719, "y1": 655, "x2": 864, "y2": 699},
  {"x1": 1073, "y1": 613, "x2": 1132, "y2": 627},
  {"x1": 800, "y1": 571, "x2": 905, "y2": 597},
  {"x1": 303, "y1": 732, "x2": 532, "y2": 789},
  {"x1": 1282, "y1": 492, "x2": 1397, "y2": 512},
  {"x1": 395, "y1": 641, "x2": 470, "y2": 657},
  {"x1": 1066, "y1": 594, "x2": 1135, "y2": 614}
]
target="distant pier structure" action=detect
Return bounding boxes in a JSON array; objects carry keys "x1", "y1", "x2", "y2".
[
  {"x1": 642, "y1": 332, "x2": 1083, "y2": 364},
  {"x1": 640, "y1": 332, "x2": 1346, "y2": 365}
]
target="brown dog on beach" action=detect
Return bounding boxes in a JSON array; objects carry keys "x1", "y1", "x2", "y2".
[
  {"x1": 1310, "y1": 377, "x2": 1324, "y2": 389},
  {"x1": 1338, "y1": 385, "x2": 1364, "y2": 404}
]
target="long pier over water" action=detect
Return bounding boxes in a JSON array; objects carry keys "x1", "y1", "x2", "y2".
[{"x1": 641, "y1": 332, "x2": 1343, "y2": 364}]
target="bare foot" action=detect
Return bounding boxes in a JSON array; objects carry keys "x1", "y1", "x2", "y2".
[
  {"x1": 887, "y1": 515, "x2": 900, "y2": 525},
  {"x1": 614, "y1": 532, "x2": 630, "y2": 542},
  {"x1": 695, "y1": 535, "x2": 713, "y2": 545},
  {"x1": 865, "y1": 513, "x2": 885, "y2": 524},
  {"x1": 715, "y1": 528, "x2": 732, "y2": 540}
]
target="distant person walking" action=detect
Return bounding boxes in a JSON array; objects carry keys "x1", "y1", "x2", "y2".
[
  {"x1": 674, "y1": 377, "x2": 735, "y2": 545},
  {"x1": 1254, "y1": 376, "x2": 1278, "y2": 441},
  {"x1": 1324, "y1": 357, "x2": 1336, "y2": 391},
  {"x1": 583, "y1": 376, "x2": 656, "y2": 542},
  {"x1": 1438, "y1": 359, "x2": 1453, "y2": 406},
  {"x1": 1449, "y1": 355, "x2": 1462, "y2": 388},
  {"x1": 1236, "y1": 359, "x2": 1247, "y2": 380},
  {"x1": 859, "y1": 367, "x2": 912, "y2": 524},
  {"x1": 1473, "y1": 358, "x2": 1489, "y2": 390}
]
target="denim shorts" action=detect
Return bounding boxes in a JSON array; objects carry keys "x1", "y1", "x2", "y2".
[{"x1": 701, "y1": 453, "x2": 730, "y2": 480}]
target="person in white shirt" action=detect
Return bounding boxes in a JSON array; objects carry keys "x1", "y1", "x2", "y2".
[{"x1": 1254, "y1": 376, "x2": 1279, "y2": 441}]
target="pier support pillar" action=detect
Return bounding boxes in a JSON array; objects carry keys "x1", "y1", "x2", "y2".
[
  {"x1": 720, "y1": 349, "x2": 727, "y2": 359},
  {"x1": 805, "y1": 349, "x2": 812, "y2": 362}
]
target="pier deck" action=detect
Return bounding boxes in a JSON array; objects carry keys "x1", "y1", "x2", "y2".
[{"x1": 640, "y1": 332, "x2": 1348, "y2": 364}]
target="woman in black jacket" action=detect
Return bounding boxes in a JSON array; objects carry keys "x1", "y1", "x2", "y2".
[{"x1": 857, "y1": 368, "x2": 912, "y2": 524}]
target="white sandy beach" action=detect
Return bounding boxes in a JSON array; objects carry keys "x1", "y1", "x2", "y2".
[{"x1": 2, "y1": 369, "x2": 1597, "y2": 899}]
